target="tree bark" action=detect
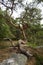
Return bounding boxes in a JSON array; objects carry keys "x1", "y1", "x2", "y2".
[{"x1": 13, "y1": 40, "x2": 33, "y2": 58}]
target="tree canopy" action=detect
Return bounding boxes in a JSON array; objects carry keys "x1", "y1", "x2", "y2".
[{"x1": 0, "y1": 0, "x2": 43, "y2": 45}]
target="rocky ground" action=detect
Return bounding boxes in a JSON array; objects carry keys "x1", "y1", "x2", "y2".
[{"x1": 0, "y1": 46, "x2": 43, "y2": 65}]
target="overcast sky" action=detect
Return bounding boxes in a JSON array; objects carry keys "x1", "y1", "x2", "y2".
[
  {"x1": 0, "y1": 0, "x2": 43, "y2": 24},
  {"x1": 12, "y1": 0, "x2": 43, "y2": 24},
  {"x1": 11, "y1": 0, "x2": 33, "y2": 18}
]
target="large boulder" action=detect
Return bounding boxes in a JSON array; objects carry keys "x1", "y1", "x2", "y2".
[{"x1": 0, "y1": 53, "x2": 27, "y2": 65}]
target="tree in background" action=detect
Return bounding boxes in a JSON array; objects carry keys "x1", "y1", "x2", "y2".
[
  {"x1": 0, "y1": 9, "x2": 13, "y2": 39},
  {"x1": 15, "y1": 3, "x2": 42, "y2": 44},
  {"x1": 0, "y1": 0, "x2": 43, "y2": 45}
]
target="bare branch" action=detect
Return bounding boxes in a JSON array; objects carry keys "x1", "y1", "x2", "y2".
[
  {"x1": 10, "y1": 1, "x2": 14, "y2": 16},
  {"x1": 0, "y1": 2, "x2": 12, "y2": 9}
]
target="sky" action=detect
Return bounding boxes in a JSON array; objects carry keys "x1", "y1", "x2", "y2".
[
  {"x1": 0, "y1": 0, "x2": 43, "y2": 24},
  {"x1": 12, "y1": 0, "x2": 43, "y2": 24},
  {"x1": 37, "y1": 2, "x2": 43, "y2": 24},
  {"x1": 12, "y1": 0, "x2": 33, "y2": 18}
]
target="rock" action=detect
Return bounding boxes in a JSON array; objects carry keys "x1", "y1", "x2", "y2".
[{"x1": 0, "y1": 53, "x2": 27, "y2": 65}]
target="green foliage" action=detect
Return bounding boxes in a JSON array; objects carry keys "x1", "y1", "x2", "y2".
[
  {"x1": 0, "y1": 1, "x2": 43, "y2": 46},
  {"x1": 34, "y1": 54, "x2": 43, "y2": 65},
  {"x1": 0, "y1": 9, "x2": 13, "y2": 38},
  {"x1": 27, "y1": 42, "x2": 37, "y2": 48},
  {"x1": 35, "y1": 0, "x2": 43, "y2": 3},
  {"x1": 19, "y1": 3, "x2": 42, "y2": 45}
]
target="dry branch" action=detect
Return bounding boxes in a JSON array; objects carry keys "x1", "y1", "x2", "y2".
[
  {"x1": 0, "y1": 2, "x2": 12, "y2": 9},
  {"x1": 12, "y1": 39, "x2": 33, "y2": 57}
]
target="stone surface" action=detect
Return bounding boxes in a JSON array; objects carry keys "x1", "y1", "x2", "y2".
[{"x1": 0, "y1": 53, "x2": 27, "y2": 65}]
